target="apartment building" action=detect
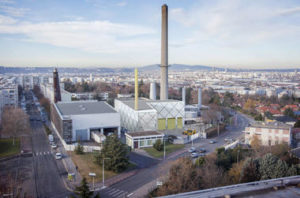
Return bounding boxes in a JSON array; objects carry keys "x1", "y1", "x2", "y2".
[{"x1": 244, "y1": 121, "x2": 292, "y2": 146}]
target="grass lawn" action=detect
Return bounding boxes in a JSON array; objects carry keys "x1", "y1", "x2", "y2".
[
  {"x1": 0, "y1": 138, "x2": 20, "y2": 158},
  {"x1": 144, "y1": 143, "x2": 184, "y2": 158},
  {"x1": 68, "y1": 151, "x2": 117, "y2": 183}
]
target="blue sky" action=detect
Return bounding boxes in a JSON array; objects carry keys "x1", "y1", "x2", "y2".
[{"x1": 0, "y1": 0, "x2": 299, "y2": 68}]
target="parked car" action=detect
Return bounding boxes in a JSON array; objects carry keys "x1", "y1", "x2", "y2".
[
  {"x1": 225, "y1": 138, "x2": 234, "y2": 143},
  {"x1": 55, "y1": 153, "x2": 62, "y2": 160},
  {"x1": 209, "y1": 140, "x2": 216, "y2": 144},
  {"x1": 51, "y1": 143, "x2": 57, "y2": 149},
  {"x1": 191, "y1": 152, "x2": 199, "y2": 158},
  {"x1": 48, "y1": 134, "x2": 54, "y2": 142},
  {"x1": 199, "y1": 148, "x2": 206, "y2": 153},
  {"x1": 198, "y1": 153, "x2": 206, "y2": 157},
  {"x1": 188, "y1": 147, "x2": 196, "y2": 153}
]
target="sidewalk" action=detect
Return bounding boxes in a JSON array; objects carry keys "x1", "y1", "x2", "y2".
[{"x1": 47, "y1": 122, "x2": 82, "y2": 190}]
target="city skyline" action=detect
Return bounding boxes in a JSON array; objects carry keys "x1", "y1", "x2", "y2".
[{"x1": 0, "y1": 0, "x2": 300, "y2": 69}]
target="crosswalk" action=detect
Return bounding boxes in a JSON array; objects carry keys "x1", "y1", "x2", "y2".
[
  {"x1": 100, "y1": 187, "x2": 129, "y2": 198},
  {"x1": 33, "y1": 151, "x2": 53, "y2": 157}
]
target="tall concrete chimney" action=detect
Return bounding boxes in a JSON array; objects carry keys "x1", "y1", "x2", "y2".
[
  {"x1": 53, "y1": 68, "x2": 61, "y2": 103},
  {"x1": 150, "y1": 82, "x2": 156, "y2": 100},
  {"x1": 160, "y1": 4, "x2": 168, "y2": 100},
  {"x1": 134, "y1": 68, "x2": 138, "y2": 110},
  {"x1": 182, "y1": 87, "x2": 186, "y2": 105},
  {"x1": 198, "y1": 88, "x2": 202, "y2": 109}
]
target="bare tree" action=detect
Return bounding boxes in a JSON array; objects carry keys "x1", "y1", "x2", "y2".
[{"x1": 1, "y1": 107, "x2": 30, "y2": 145}]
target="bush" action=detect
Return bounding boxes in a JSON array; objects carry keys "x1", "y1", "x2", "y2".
[
  {"x1": 153, "y1": 139, "x2": 163, "y2": 151},
  {"x1": 75, "y1": 144, "x2": 84, "y2": 155}
]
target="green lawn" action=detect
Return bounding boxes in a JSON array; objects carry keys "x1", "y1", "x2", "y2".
[
  {"x1": 0, "y1": 138, "x2": 20, "y2": 158},
  {"x1": 143, "y1": 143, "x2": 184, "y2": 158}
]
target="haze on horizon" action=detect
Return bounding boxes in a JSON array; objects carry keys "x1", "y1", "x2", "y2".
[{"x1": 0, "y1": 0, "x2": 299, "y2": 69}]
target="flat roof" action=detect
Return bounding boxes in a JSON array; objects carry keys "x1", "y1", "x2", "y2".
[
  {"x1": 56, "y1": 101, "x2": 117, "y2": 115},
  {"x1": 249, "y1": 121, "x2": 291, "y2": 130},
  {"x1": 116, "y1": 98, "x2": 181, "y2": 111},
  {"x1": 126, "y1": 131, "x2": 164, "y2": 137}
]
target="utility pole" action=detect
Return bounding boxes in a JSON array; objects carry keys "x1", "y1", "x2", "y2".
[
  {"x1": 217, "y1": 121, "x2": 220, "y2": 137},
  {"x1": 102, "y1": 158, "x2": 110, "y2": 189},
  {"x1": 163, "y1": 138, "x2": 166, "y2": 160}
]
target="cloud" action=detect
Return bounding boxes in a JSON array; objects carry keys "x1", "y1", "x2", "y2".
[
  {"x1": 278, "y1": 7, "x2": 300, "y2": 16},
  {"x1": 169, "y1": 1, "x2": 300, "y2": 48},
  {"x1": 0, "y1": 19, "x2": 157, "y2": 54},
  {"x1": 0, "y1": 0, "x2": 29, "y2": 17},
  {"x1": 116, "y1": 2, "x2": 127, "y2": 7},
  {"x1": 0, "y1": 14, "x2": 16, "y2": 24}
]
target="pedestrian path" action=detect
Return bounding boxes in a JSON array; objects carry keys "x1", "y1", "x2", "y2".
[
  {"x1": 99, "y1": 187, "x2": 129, "y2": 198},
  {"x1": 33, "y1": 151, "x2": 53, "y2": 157}
]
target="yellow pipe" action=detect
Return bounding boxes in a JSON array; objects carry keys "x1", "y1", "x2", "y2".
[{"x1": 135, "y1": 68, "x2": 138, "y2": 110}]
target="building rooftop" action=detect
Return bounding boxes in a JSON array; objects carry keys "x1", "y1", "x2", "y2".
[
  {"x1": 56, "y1": 100, "x2": 117, "y2": 115},
  {"x1": 249, "y1": 121, "x2": 291, "y2": 130},
  {"x1": 126, "y1": 131, "x2": 164, "y2": 137},
  {"x1": 116, "y1": 98, "x2": 181, "y2": 111}
]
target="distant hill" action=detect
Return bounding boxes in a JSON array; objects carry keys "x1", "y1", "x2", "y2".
[{"x1": 0, "y1": 65, "x2": 297, "y2": 74}]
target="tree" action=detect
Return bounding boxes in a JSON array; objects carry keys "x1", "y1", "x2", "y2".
[
  {"x1": 294, "y1": 120, "x2": 300, "y2": 128},
  {"x1": 75, "y1": 144, "x2": 84, "y2": 155},
  {"x1": 284, "y1": 108, "x2": 295, "y2": 118},
  {"x1": 243, "y1": 99, "x2": 256, "y2": 114},
  {"x1": 250, "y1": 135, "x2": 261, "y2": 151},
  {"x1": 240, "y1": 158, "x2": 260, "y2": 183},
  {"x1": 95, "y1": 135, "x2": 129, "y2": 173},
  {"x1": 1, "y1": 107, "x2": 30, "y2": 145},
  {"x1": 153, "y1": 139, "x2": 163, "y2": 151},
  {"x1": 75, "y1": 177, "x2": 93, "y2": 198},
  {"x1": 254, "y1": 114, "x2": 264, "y2": 121},
  {"x1": 154, "y1": 158, "x2": 202, "y2": 196},
  {"x1": 228, "y1": 161, "x2": 244, "y2": 184},
  {"x1": 258, "y1": 153, "x2": 291, "y2": 180}
]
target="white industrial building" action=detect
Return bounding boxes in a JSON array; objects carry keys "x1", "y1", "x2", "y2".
[
  {"x1": 115, "y1": 98, "x2": 185, "y2": 132},
  {"x1": 51, "y1": 100, "x2": 121, "y2": 143}
]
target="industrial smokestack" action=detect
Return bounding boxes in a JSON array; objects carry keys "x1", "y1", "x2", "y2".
[
  {"x1": 198, "y1": 88, "x2": 202, "y2": 109},
  {"x1": 150, "y1": 82, "x2": 156, "y2": 100},
  {"x1": 135, "y1": 68, "x2": 138, "y2": 110},
  {"x1": 160, "y1": 4, "x2": 168, "y2": 100},
  {"x1": 182, "y1": 87, "x2": 186, "y2": 105},
  {"x1": 53, "y1": 68, "x2": 61, "y2": 103}
]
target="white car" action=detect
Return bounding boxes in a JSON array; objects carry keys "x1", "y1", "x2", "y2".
[
  {"x1": 51, "y1": 144, "x2": 57, "y2": 149},
  {"x1": 191, "y1": 152, "x2": 199, "y2": 158},
  {"x1": 209, "y1": 140, "x2": 216, "y2": 144},
  {"x1": 188, "y1": 147, "x2": 196, "y2": 153},
  {"x1": 55, "y1": 153, "x2": 62, "y2": 160}
]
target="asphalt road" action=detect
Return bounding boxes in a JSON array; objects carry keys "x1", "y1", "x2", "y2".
[
  {"x1": 27, "y1": 92, "x2": 70, "y2": 198},
  {"x1": 99, "y1": 112, "x2": 252, "y2": 198}
]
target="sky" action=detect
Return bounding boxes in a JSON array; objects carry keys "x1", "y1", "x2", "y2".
[{"x1": 0, "y1": 0, "x2": 299, "y2": 69}]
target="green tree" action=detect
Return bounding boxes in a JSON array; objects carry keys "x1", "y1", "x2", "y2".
[
  {"x1": 95, "y1": 135, "x2": 129, "y2": 173},
  {"x1": 153, "y1": 139, "x2": 163, "y2": 151},
  {"x1": 254, "y1": 114, "x2": 264, "y2": 121},
  {"x1": 75, "y1": 144, "x2": 84, "y2": 155},
  {"x1": 284, "y1": 108, "x2": 295, "y2": 118},
  {"x1": 264, "y1": 111, "x2": 273, "y2": 120},
  {"x1": 75, "y1": 177, "x2": 93, "y2": 198}
]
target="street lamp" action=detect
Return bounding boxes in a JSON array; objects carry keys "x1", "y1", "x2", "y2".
[
  {"x1": 102, "y1": 157, "x2": 110, "y2": 189},
  {"x1": 89, "y1": 172, "x2": 96, "y2": 191}
]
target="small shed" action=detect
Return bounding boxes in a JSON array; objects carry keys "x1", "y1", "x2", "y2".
[{"x1": 125, "y1": 131, "x2": 164, "y2": 149}]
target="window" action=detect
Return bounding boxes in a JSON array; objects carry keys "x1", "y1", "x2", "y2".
[
  {"x1": 147, "y1": 139, "x2": 152, "y2": 146},
  {"x1": 140, "y1": 140, "x2": 145, "y2": 147}
]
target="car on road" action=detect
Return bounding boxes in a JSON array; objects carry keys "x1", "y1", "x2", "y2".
[
  {"x1": 198, "y1": 148, "x2": 206, "y2": 153},
  {"x1": 188, "y1": 147, "x2": 196, "y2": 153},
  {"x1": 51, "y1": 143, "x2": 57, "y2": 149},
  {"x1": 225, "y1": 138, "x2": 234, "y2": 143},
  {"x1": 209, "y1": 140, "x2": 216, "y2": 144},
  {"x1": 55, "y1": 153, "x2": 62, "y2": 160}
]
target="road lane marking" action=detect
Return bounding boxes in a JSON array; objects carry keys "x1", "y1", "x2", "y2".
[
  {"x1": 40, "y1": 152, "x2": 42, "y2": 155},
  {"x1": 127, "y1": 193, "x2": 133, "y2": 197},
  {"x1": 109, "y1": 189, "x2": 123, "y2": 196}
]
